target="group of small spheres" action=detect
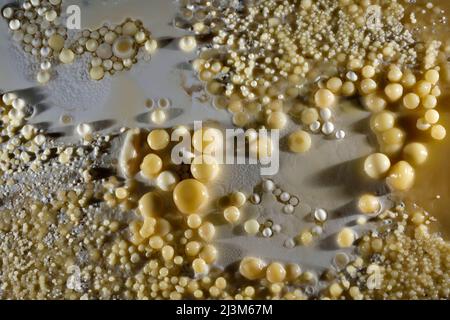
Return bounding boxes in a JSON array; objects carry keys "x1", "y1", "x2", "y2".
[
  {"x1": 362, "y1": 67, "x2": 445, "y2": 192},
  {"x1": 2, "y1": 2, "x2": 158, "y2": 83}
]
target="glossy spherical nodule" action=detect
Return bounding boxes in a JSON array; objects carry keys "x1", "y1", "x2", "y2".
[
  {"x1": 403, "y1": 143, "x2": 428, "y2": 166},
  {"x1": 173, "y1": 179, "x2": 209, "y2": 214},
  {"x1": 358, "y1": 194, "x2": 380, "y2": 214},
  {"x1": 384, "y1": 83, "x2": 403, "y2": 102},
  {"x1": 370, "y1": 111, "x2": 395, "y2": 133},
  {"x1": 239, "y1": 257, "x2": 267, "y2": 280},
  {"x1": 266, "y1": 262, "x2": 286, "y2": 283},
  {"x1": 288, "y1": 130, "x2": 312, "y2": 153},
  {"x1": 364, "y1": 153, "x2": 391, "y2": 179},
  {"x1": 386, "y1": 161, "x2": 415, "y2": 191},
  {"x1": 314, "y1": 89, "x2": 335, "y2": 108},
  {"x1": 140, "y1": 153, "x2": 163, "y2": 178},
  {"x1": 147, "y1": 129, "x2": 170, "y2": 150},
  {"x1": 336, "y1": 228, "x2": 355, "y2": 248}
]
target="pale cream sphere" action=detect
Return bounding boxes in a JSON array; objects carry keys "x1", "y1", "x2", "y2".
[
  {"x1": 360, "y1": 78, "x2": 377, "y2": 95},
  {"x1": 384, "y1": 83, "x2": 404, "y2": 102},
  {"x1": 424, "y1": 109, "x2": 439, "y2": 124},
  {"x1": 361, "y1": 65, "x2": 375, "y2": 78},
  {"x1": 358, "y1": 194, "x2": 380, "y2": 214},
  {"x1": 387, "y1": 65, "x2": 403, "y2": 82},
  {"x1": 336, "y1": 228, "x2": 356, "y2": 248},
  {"x1": 363, "y1": 94, "x2": 387, "y2": 113},
  {"x1": 370, "y1": 111, "x2": 395, "y2": 133},
  {"x1": 239, "y1": 257, "x2": 267, "y2": 280},
  {"x1": 403, "y1": 93, "x2": 420, "y2": 110},
  {"x1": 424, "y1": 69, "x2": 439, "y2": 85},
  {"x1": 403, "y1": 143, "x2": 428, "y2": 166},
  {"x1": 431, "y1": 125, "x2": 446, "y2": 140},
  {"x1": 266, "y1": 262, "x2": 286, "y2": 283},
  {"x1": 364, "y1": 153, "x2": 391, "y2": 179},
  {"x1": 422, "y1": 95, "x2": 437, "y2": 109},
  {"x1": 288, "y1": 130, "x2": 312, "y2": 153},
  {"x1": 386, "y1": 161, "x2": 415, "y2": 191},
  {"x1": 314, "y1": 89, "x2": 336, "y2": 108},
  {"x1": 326, "y1": 77, "x2": 343, "y2": 93},
  {"x1": 415, "y1": 80, "x2": 432, "y2": 97},
  {"x1": 266, "y1": 111, "x2": 288, "y2": 129},
  {"x1": 380, "y1": 127, "x2": 405, "y2": 145}
]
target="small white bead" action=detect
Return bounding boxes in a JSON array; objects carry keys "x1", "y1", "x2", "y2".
[
  {"x1": 12, "y1": 98, "x2": 26, "y2": 110},
  {"x1": 36, "y1": 70, "x2": 50, "y2": 84},
  {"x1": 151, "y1": 108, "x2": 166, "y2": 125},
  {"x1": 272, "y1": 224, "x2": 281, "y2": 233},
  {"x1": 45, "y1": 29, "x2": 55, "y2": 37},
  {"x1": 2, "y1": 7, "x2": 14, "y2": 19},
  {"x1": 320, "y1": 108, "x2": 332, "y2": 121},
  {"x1": 40, "y1": 61, "x2": 52, "y2": 71},
  {"x1": 313, "y1": 208, "x2": 328, "y2": 222},
  {"x1": 262, "y1": 179, "x2": 275, "y2": 192},
  {"x1": 91, "y1": 57, "x2": 102, "y2": 67},
  {"x1": 156, "y1": 171, "x2": 179, "y2": 191},
  {"x1": 356, "y1": 216, "x2": 367, "y2": 225},
  {"x1": 322, "y1": 122, "x2": 335, "y2": 135},
  {"x1": 40, "y1": 47, "x2": 51, "y2": 57},
  {"x1": 310, "y1": 121, "x2": 321, "y2": 132},
  {"x1": 76, "y1": 123, "x2": 93, "y2": 139},
  {"x1": 289, "y1": 196, "x2": 300, "y2": 206},
  {"x1": 416, "y1": 118, "x2": 431, "y2": 131},
  {"x1": 32, "y1": 38, "x2": 42, "y2": 47},
  {"x1": 9, "y1": 19, "x2": 21, "y2": 31},
  {"x1": 283, "y1": 204, "x2": 294, "y2": 214},
  {"x1": 284, "y1": 238, "x2": 295, "y2": 249},
  {"x1": 346, "y1": 71, "x2": 358, "y2": 82},
  {"x1": 262, "y1": 227, "x2": 273, "y2": 238},
  {"x1": 2, "y1": 93, "x2": 17, "y2": 105},
  {"x1": 280, "y1": 192, "x2": 290, "y2": 202},
  {"x1": 250, "y1": 193, "x2": 261, "y2": 204},
  {"x1": 311, "y1": 226, "x2": 323, "y2": 235},
  {"x1": 335, "y1": 129, "x2": 346, "y2": 140}
]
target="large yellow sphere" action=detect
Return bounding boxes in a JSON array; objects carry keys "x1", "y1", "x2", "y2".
[{"x1": 173, "y1": 179, "x2": 209, "y2": 214}]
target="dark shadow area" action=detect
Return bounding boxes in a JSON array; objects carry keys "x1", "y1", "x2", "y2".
[{"x1": 304, "y1": 156, "x2": 385, "y2": 198}]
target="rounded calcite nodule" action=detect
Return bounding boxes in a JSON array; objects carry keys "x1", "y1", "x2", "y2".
[
  {"x1": 266, "y1": 262, "x2": 286, "y2": 283},
  {"x1": 239, "y1": 257, "x2": 266, "y2": 280},
  {"x1": 173, "y1": 179, "x2": 209, "y2": 214},
  {"x1": 358, "y1": 194, "x2": 380, "y2": 214},
  {"x1": 364, "y1": 153, "x2": 391, "y2": 179},
  {"x1": 288, "y1": 130, "x2": 312, "y2": 153},
  {"x1": 386, "y1": 161, "x2": 415, "y2": 191}
]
